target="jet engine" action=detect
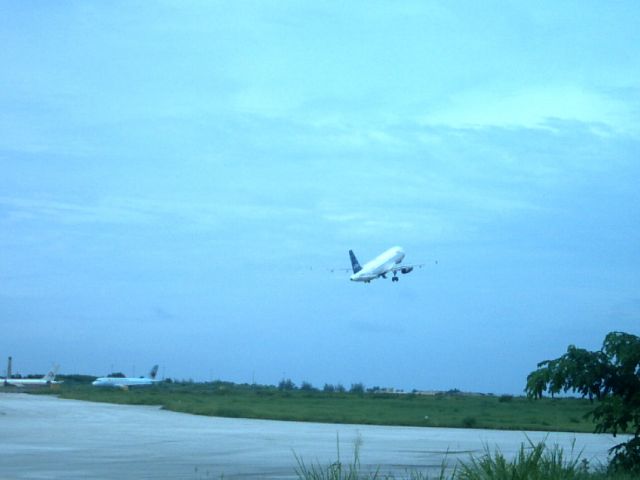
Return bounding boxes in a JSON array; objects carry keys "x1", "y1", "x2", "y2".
[{"x1": 400, "y1": 266, "x2": 413, "y2": 274}]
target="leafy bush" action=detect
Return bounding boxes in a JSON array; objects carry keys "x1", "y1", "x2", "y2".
[
  {"x1": 526, "y1": 332, "x2": 640, "y2": 474},
  {"x1": 462, "y1": 416, "x2": 477, "y2": 428}
]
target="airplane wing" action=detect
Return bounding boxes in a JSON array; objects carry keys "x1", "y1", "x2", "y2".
[
  {"x1": 389, "y1": 260, "x2": 437, "y2": 274},
  {"x1": 329, "y1": 268, "x2": 352, "y2": 273}
]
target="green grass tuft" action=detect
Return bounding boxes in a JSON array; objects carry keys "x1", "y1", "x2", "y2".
[{"x1": 294, "y1": 439, "x2": 633, "y2": 480}]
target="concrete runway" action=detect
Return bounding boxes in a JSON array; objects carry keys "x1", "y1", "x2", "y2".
[{"x1": 0, "y1": 393, "x2": 623, "y2": 479}]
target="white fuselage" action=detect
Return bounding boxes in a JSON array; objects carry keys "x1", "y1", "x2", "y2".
[
  {"x1": 92, "y1": 377, "x2": 157, "y2": 388},
  {"x1": 2, "y1": 378, "x2": 60, "y2": 387},
  {"x1": 2, "y1": 360, "x2": 59, "y2": 388},
  {"x1": 350, "y1": 246, "x2": 405, "y2": 282}
]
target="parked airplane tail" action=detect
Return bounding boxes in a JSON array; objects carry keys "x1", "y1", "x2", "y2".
[
  {"x1": 349, "y1": 250, "x2": 362, "y2": 274},
  {"x1": 149, "y1": 365, "x2": 159, "y2": 380},
  {"x1": 43, "y1": 365, "x2": 59, "y2": 383}
]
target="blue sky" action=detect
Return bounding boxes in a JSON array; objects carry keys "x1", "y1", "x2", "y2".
[{"x1": 1, "y1": 1, "x2": 639, "y2": 393}]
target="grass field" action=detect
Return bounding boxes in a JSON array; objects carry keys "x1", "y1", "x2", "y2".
[{"x1": 40, "y1": 381, "x2": 598, "y2": 433}]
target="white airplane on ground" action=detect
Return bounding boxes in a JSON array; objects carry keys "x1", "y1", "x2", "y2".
[
  {"x1": 2, "y1": 357, "x2": 61, "y2": 387},
  {"x1": 348, "y1": 246, "x2": 424, "y2": 283},
  {"x1": 92, "y1": 365, "x2": 160, "y2": 389}
]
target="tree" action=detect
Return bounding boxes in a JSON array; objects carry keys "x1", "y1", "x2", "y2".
[
  {"x1": 300, "y1": 381, "x2": 315, "y2": 391},
  {"x1": 525, "y1": 331, "x2": 640, "y2": 473},
  {"x1": 278, "y1": 378, "x2": 296, "y2": 391},
  {"x1": 350, "y1": 382, "x2": 365, "y2": 394}
]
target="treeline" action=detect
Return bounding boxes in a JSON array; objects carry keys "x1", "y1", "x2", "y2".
[
  {"x1": 48, "y1": 374, "x2": 499, "y2": 398},
  {"x1": 56, "y1": 374, "x2": 97, "y2": 384},
  {"x1": 278, "y1": 378, "x2": 363, "y2": 393}
]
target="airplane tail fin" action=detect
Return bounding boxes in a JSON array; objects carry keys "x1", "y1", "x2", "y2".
[
  {"x1": 149, "y1": 365, "x2": 159, "y2": 380},
  {"x1": 43, "y1": 364, "x2": 59, "y2": 382},
  {"x1": 349, "y1": 250, "x2": 362, "y2": 274}
]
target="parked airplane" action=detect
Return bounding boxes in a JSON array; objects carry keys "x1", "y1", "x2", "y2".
[
  {"x1": 2, "y1": 357, "x2": 61, "y2": 387},
  {"x1": 92, "y1": 365, "x2": 160, "y2": 389},
  {"x1": 348, "y1": 246, "x2": 423, "y2": 283}
]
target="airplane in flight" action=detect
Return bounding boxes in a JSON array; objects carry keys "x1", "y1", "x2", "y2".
[
  {"x1": 92, "y1": 365, "x2": 160, "y2": 389},
  {"x1": 2, "y1": 357, "x2": 61, "y2": 387},
  {"x1": 348, "y1": 246, "x2": 424, "y2": 283}
]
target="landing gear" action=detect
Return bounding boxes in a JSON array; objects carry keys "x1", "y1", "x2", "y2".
[{"x1": 392, "y1": 275, "x2": 399, "y2": 282}]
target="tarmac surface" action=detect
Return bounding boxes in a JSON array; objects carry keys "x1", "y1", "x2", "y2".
[{"x1": 0, "y1": 393, "x2": 623, "y2": 479}]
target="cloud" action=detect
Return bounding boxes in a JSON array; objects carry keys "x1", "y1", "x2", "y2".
[
  {"x1": 419, "y1": 86, "x2": 639, "y2": 135},
  {"x1": 0, "y1": 196, "x2": 309, "y2": 228},
  {"x1": 0, "y1": 196, "x2": 156, "y2": 225}
]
